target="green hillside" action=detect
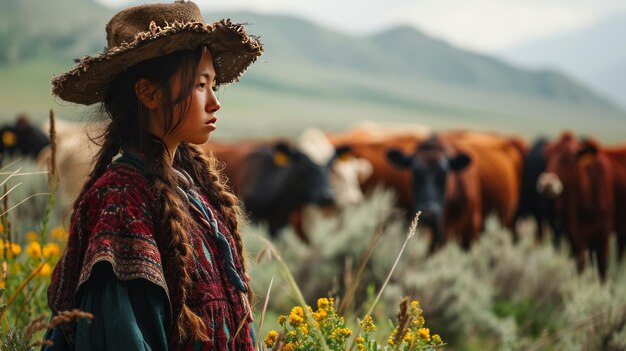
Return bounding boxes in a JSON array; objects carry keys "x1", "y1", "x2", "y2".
[{"x1": 0, "y1": 1, "x2": 624, "y2": 142}]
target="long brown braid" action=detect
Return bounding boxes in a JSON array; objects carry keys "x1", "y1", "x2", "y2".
[
  {"x1": 71, "y1": 45, "x2": 248, "y2": 344},
  {"x1": 175, "y1": 143, "x2": 252, "y2": 300}
]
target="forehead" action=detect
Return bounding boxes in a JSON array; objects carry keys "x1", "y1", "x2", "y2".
[{"x1": 197, "y1": 48, "x2": 216, "y2": 76}]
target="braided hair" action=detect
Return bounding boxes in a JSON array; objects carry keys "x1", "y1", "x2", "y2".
[{"x1": 73, "y1": 45, "x2": 250, "y2": 344}]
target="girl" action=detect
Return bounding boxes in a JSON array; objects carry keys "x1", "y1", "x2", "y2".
[{"x1": 43, "y1": 1, "x2": 263, "y2": 350}]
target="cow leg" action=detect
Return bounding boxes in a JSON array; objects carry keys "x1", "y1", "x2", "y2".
[
  {"x1": 429, "y1": 222, "x2": 444, "y2": 254},
  {"x1": 549, "y1": 216, "x2": 563, "y2": 249},
  {"x1": 571, "y1": 238, "x2": 587, "y2": 274},
  {"x1": 591, "y1": 237, "x2": 609, "y2": 282},
  {"x1": 616, "y1": 227, "x2": 626, "y2": 262},
  {"x1": 534, "y1": 212, "x2": 545, "y2": 244},
  {"x1": 511, "y1": 209, "x2": 522, "y2": 244},
  {"x1": 288, "y1": 209, "x2": 310, "y2": 245}
]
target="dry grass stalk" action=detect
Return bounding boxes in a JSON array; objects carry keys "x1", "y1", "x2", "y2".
[
  {"x1": 255, "y1": 234, "x2": 331, "y2": 351},
  {"x1": 47, "y1": 110, "x2": 57, "y2": 191},
  {"x1": 392, "y1": 297, "x2": 412, "y2": 347},
  {"x1": 347, "y1": 211, "x2": 421, "y2": 351},
  {"x1": 29, "y1": 309, "x2": 94, "y2": 346},
  {"x1": 339, "y1": 209, "x2": 401, "y2": 315},
  {"x1": 255, "y1": 274, "x2": 275, "y2": 351}
]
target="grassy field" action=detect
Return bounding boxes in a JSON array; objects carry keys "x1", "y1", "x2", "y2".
[{"x1": 1, "y1": 152, "x2": 626, "y2": 350}]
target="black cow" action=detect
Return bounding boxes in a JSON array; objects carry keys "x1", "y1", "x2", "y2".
[
  {"x1": 206, "y1": 140, "x2": 343, "y2": 243},
  {"x1": 386, "y1": 136, "x2": 480, "y2": 251},
  {"x1": 0, "y1": 115, "x2": 50, "y2": 158},
  {"x1": 513, "y1": 138, "x2": 562, "y2": 246}
]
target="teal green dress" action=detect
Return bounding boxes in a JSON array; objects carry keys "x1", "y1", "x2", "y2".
[{"x1": 42, "y1": 262, "x2": 169, "y2": 350}]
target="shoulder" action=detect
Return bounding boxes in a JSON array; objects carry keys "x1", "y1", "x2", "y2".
[
  {"x1": 83, "y1": 163, "x2": 154, "y2": 207},
  {"x1": 74, "y1": 163, "x2": 159, "y2": 229}
]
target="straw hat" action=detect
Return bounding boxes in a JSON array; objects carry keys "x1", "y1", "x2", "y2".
[{"x1": 52, "y1": 0, "x2": 263, "y2": 105}]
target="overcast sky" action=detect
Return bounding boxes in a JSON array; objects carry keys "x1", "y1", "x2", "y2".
[{"x1": 96, "y1": 0, "x2": 626, "y2": 53}]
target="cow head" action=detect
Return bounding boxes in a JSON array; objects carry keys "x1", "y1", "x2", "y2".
[
  {"x1": 298, "y1": 128, "x2": 371, "y2": 207},
  {"x1": 0, "y1": 116, "x2": 49, "y2": 158},
  {"x1": 387, "y1": 137, "x2": 471, "y2": 229},
  {"x1": 242, "y1": 141, "x2": 335, "y2": 216},
  {"x1": 537, "y1": 133, "x2": 598, "y2": 199},
  {"x1": 328, "y1": 145, "x2": 373, "y2": 206}
]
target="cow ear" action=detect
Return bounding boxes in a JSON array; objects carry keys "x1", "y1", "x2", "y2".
[
  {"x1": 576, "y1": 142, "x2": 598, "y2": 167},
  {"x1": 2, "y1": 129, "x2": 18, "y2": 147},
  {"x1": 387, "y1": 148, "x2": 412, "y2": 168},
  {"x1": 449, "y1": 153, "x2": 471, "y2": 171},
  {"x1": 273, "y1": 142, "x2": 292, "y2": 167},
  {"x1": 334, "y1": 145, "x2": 352, "y2": 162}
]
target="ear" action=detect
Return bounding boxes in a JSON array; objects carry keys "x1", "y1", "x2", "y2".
[
  {"x1": 273, "y1": 142, "x2": 292, "y2": 167},
  {"x1": 577, "y1": 142, "x2": 598, "y2": 158},
  {"x1": 449, "y1": 153, "x2": 471, "y2": 171},
  {"x1": 135, "y1": 78, "x2": 161, "y2": 110},
  {"x1": 334, "y1": 145, "x2": 352, "y2": 163},
  {"x1": 387, "y1": 148, "x2": 412, "y2": 168}
]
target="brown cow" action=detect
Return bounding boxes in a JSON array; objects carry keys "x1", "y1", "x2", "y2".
[
  {"x1": 447, "y1": 130, "x2": 527, "y2": 230},
  {"x1": 605, "y1": 145, "x2": 626, "y2": 260},
  {"x1": 387, "y1": 135, "x2": 482, "y2": 251},
  {"x1": 538, "y1": 132, "x2": 614, "y2": 280}
]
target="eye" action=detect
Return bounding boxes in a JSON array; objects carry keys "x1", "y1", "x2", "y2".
[{"x1": 197, "y1": 82, "x2": 206, "y2": 89}]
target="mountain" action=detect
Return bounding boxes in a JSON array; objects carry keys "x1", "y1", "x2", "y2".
[
  {"x1": 209, "y1": 12, "x2": 616, "y2": 109},
  {"x1": 0, "y1": 0, "x2": 113, "y2": 64},
  {"x1": 1, "y1": 1, "x2": 624, "y2": 142},
  {"x1": 500, "y1": 12, "x2": 626, "y2": 108}
]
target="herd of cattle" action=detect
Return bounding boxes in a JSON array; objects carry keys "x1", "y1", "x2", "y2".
[{"x1": 1, "y1": 117, "x2": 625, "y2": 279}]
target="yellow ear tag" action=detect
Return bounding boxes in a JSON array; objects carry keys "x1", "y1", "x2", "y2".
[
  {"x1": 274, "y1": 152, "x2": 289, "y2": 166},
  {"x1": 578, "y1": 153, "x2": 594, "y2": 167},
  {"x1": 338, "y1": 153, "x2": 351, "y2": 162},
  {"x1": 2, "y1": 130, "x2": 17, "y2": 147}
]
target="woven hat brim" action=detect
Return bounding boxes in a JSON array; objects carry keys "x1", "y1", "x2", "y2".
[{"x1": 52, "y1": 19, "x2": 263, "y2": 105}]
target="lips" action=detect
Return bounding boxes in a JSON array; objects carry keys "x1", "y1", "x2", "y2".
[{"x1": 206, "y1": 117, "x2": 217, "y2": 125}]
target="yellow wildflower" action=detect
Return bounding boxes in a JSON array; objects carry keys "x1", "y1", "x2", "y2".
[
  {"x1": 50, "y1": 226, "x2": 68, "y2": 241},
  {"x1": 39, "y1": 263, "x2": 53, "y2": 277},
  {"x1": 387, "y1": 327, "x2": 397, "y2": 346},
  {"x1": 357, "y1": 344, "x2": 365, "y2": 351},
  {"x1": 264, "y1": 330, "x2": 278, "y2": 347},
  {"x1": 282, "y1": 342, "x2": 294, "y2": 351},
  {"x1": 300, "y1": 324, "x2": 308, "y2": 336},
  {"x1": 432, "y1": 334, "x2": 443, "y2": 346},
  {"x1": 289, "y1": 313, "x2": 304, "y2": 327},
  {"x1": 278, "y1": 315, "x2": 287, "y2": 325},
  {"x1": 356, "y1": 336, "x2": 365, "y2": 344},
  {"x1": 413, "y1": 316, "x2": 425, "y2": 327},
  {"x1": 317, "y1": 297, "x2": 330, "y2": 311},
  {"x1": 26, "y1": 231, "x2": 39, "y2": 242},
  {"x1": 13, "y1": 243, "x2": 21, "y2": 255},
  {"x1": 291, "y1": 306, "x2": 304, "y2": 317},
  {"x1": 287, "y1": 331, "x2": 297, "y2": 339},
  {"x1": 43, "y1": 243, "x2": 62, "y2": 259},
  {"x1": 26, "y1": 242, "x2": 42, "y2": 259},
  {"x1": 360, "y1": 315, "x2": 376, "y2": 332},
  {"x1": 403, "y1": 330, "x2": 413, "y2": 342},
  {"x1": 314, "y1": 309, "x2": 327, "y2": 321},
  {"x1": 418, "y1": 327, "x2": 430, "y2": 341}
]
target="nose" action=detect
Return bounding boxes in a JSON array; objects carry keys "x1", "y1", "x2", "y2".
[
  {"x1": 207, "y1": 90, "x2": 221, "y2": 113},
  {"x1": 316, "y1": 187, "x2": 335, "y2": 207},
  {"x1": 537, "y1": 172, "x2": 563, "y2": 198}
]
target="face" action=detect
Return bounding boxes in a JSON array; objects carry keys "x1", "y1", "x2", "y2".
[{"x1": 151, "y1": 48, "x2": 221, "y2": 151}]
